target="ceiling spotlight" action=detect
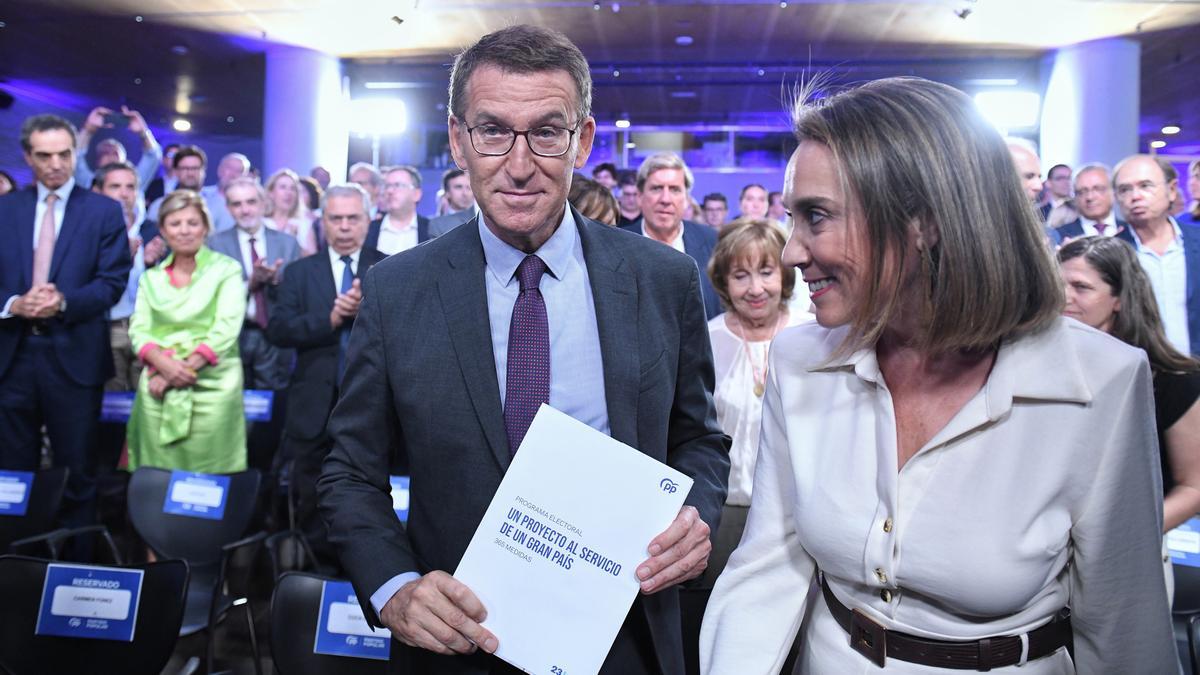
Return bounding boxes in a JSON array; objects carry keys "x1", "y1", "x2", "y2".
[
  {"x1": 615, "y1": 119, "x2": 631, "y2": 129},
  {"x1": 612, "y1": 69, "x2": 620, "y2": 78},
  {"x1": 611, "y1": 2, "x2": 620, "y2": 12},
  {"x1": 780, "y1": 1, "x2": 788, "y2": 7},
  {"x1": 626, "y1": 142, "x2": 637, "y2": 148},
  {"x1": 1162, "y1": 124, "x2": 1181, "y2": 135},
  {"x1": 172, "y1": 119, "x2": 192, "y2": 132},
  {"x1": 1150, "y1": 140, "x2": 1167, "y2": 149},
  {"x1": 134, "y1": 15, "x2": 144, "y2": 22},
  {"x1": 675, "y1": 35, "x2": 694, "y2": 46},
  {"x1": 593, "y1": 2, "x2": 600, "y2": 9},
  {"x1": 226, "y1": 116, "x2": 235, "y2": 123},
  {"x1": 757, "y1": 69, "x2": 765, "y2": 76}
]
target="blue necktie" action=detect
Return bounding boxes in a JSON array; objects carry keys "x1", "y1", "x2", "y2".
[
  {"x1": 503, "y1": 255, "x2": 550, "y2": 455},
  {"x1": 337, "y1": 255, "x2": 354, "y2": 382}
]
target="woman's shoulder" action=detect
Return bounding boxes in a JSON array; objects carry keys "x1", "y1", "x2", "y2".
[
  {"x1": 770, "y1": 321, "x2": 846, "y2": 369},
  {"x1": 202, "y1": 247, "x2": 247, "y2": 278}
]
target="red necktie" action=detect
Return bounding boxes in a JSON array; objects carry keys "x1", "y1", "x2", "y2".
[
  {"x1": 503, "y1": 255, "x2": 550, "y2": 455},
  {"x1": 248, "y1": 236, "x2": 268, "y2": 328}
]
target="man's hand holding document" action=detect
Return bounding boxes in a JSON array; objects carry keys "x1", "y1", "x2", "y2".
[{"x1": 452, "y1": 404, "x2": 695, "y2": 675}]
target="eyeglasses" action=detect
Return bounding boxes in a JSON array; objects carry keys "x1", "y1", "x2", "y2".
[
  {"x1": 466, "y1": 123, "x2": 579, "y2": 157},
  {"x1": 383, "y1": 182, "x2": 414, "y2": 191},
  {"x1": 1115, "y1": 181, "x2": 1163, "y2": 198},
  {"x1": 1074, "y1": 186, "x2": 1110, "y2": 197}
]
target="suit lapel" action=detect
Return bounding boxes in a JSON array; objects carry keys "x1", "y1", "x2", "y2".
[
  {"x1": 577, "y1": 211, "x2": 640, "y2": 448},
  {"x1": 17, "y1": 189, "x2": 36, "y2": 288},
  {"x1": 48, "y1": 187, "x2": 85, "y2": 282},
  {"x1": 437, "y1": 220, "x2": 510, "y2": 470},
  {"x1": 316, "y1": 248, "x2": 337, "y2": 305},
  {"x1": 417, "y1": 215, "x2": 430, "y2": 243}
]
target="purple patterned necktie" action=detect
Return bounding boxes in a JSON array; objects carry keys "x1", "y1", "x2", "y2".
[{"x1": 504, "y1": 254, "x2": 550, "y2": 455}]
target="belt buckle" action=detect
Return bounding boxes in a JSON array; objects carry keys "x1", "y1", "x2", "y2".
[
  {"x1": 850, "y1": 609, "x2": 887, "y2": 668},
  {"x1": 29, "y1": 322, "x2": 47, "y2": 336}
]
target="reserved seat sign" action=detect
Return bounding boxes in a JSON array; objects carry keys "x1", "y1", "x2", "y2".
[
  {"x1": 163, "y1": 470, "x2": 232, "y2": 520},
  {"x1": 0, "y1": 470, "x2": 33, "y2": 516},
  {"x1": 313, "y1": 580, "x2": 391, "y2": 660},
  {"x1": 35, "y1": 563, "x2": 144, "y2": 642}
]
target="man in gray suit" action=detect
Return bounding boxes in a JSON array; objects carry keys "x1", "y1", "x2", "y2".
[
  {"x1": 318, "y1": 24, "x2": 730, "y2": 675},
  {"x1": 207, "y1": 176, "x2": 300, "y2": 391}
]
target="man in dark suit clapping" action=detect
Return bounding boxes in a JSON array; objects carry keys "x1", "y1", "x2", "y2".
[
  {"x1": 318, "y1": 25, "x2": 730, "y2": 675},
  {"x1": 0, "y1": 114, "x2": 131, "y2": 536},
  {"x1": 267, "y1": 184, "x2": 386, "y2": 564}
]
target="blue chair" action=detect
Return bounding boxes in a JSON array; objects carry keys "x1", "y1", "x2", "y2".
[{"x1": 127, "y1": 467, "x2": 265, "y2": 674}]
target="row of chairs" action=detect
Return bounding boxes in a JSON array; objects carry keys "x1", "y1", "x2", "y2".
[{"x1": 0, "y1": 466, "x2": 389, "y2": 674}]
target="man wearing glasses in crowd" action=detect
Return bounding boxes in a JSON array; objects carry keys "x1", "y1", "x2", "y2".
[
  {"x1": 318, "y1": 23, "x2": 728, "y2": 675},
  {"x1": 1113, "y1": 154, "x2": 1200, "y2": 357},
  {"x1": 366, "y1": 165, "x2": 432, "y2": 255}
]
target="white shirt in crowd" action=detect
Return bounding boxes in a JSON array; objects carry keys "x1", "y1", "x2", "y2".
[
  {"x1": 329, "y1": 246, "x2": 360, "y2": 292},
  {"x1": 235, "y1": 227, "x2": 267, "y2": 323},
  {"x1": 376, "y1": 213, "x2": 419, "y2": 256},
  {"x1": 701, "y1": 317, "x2": 1176, "y2": 674},
  {"x1": 637, "y1": 222, "x2": 685, "y2": 253},
  {"x1": 707, "y1": 308, "x2": 812, "y2": 506},
  {"x1": 1128, "y1": 218, "x2": 1190, "y2": 354}
]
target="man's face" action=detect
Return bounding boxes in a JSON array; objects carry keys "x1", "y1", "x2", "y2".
[
  {"x1": 383, "y1": 169, "x2": 422, "y2": 216},
  {"x1": 638, "y1": 168, "x2": 688, "y2": 236},
  {"x1": 1046, "y1": 166, "x2": 1072, "y2": 199},
  {"x1": 96, "y1": 168, "x2": 138, "y2": 217},
  {"x1": 162, "y1": 147, "x2": 178, "y2": 173},
  {"x1": 445, "y1": 174, "x2": 474, "y2": 212},
  {"x1": 768, "y1": 193, "x2": 786, "y2": 220},
  {"x1": 739, "y1": 186, "x2": 768, "y2": 219},
  {"x1": 701, "y1": 199, "x2": 727, "y2": 229},
  {"x1": 1074, "y1": 169, "x2": 1114, "y2": 222},
  {"x1": 324, "y1": 194, "x2": 370, "y2": 255},
  {"x1": 593, "y1": 169, "x2": 616, "y2": 189},
  {"x1": 174, "y1": 156, "x2": 206, "y2": 191},
  {"x1": 226, "y1": 183, "x2": 265, "y2": 233},
  {"x1": 1008, "y1": 146, "x2": 1042, "y2": 203},
  {"x1": 350, "y1": 168, "x2": 381, "y2": 205},
  {"x1": 618, "y1": 184, "x2": 639, "y2": 213},
  {"x1": 24, "y1": 128, "x2": 75, "y2": 190},
  {"x1": 217, "y1": 155, "x2": 249, "y2": 189},
  {"x1": 448, "y1": 64, "x2": 595, "y2": 251},
  {"x1": 1115, "y1": 157, "x2": 1178, "y2": 228}
]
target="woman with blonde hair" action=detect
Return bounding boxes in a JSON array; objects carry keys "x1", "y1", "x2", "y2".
[
  {"x1": 265, "y1": 168, "x2": 319, "y2": 256},
  {"x1": 127, "y1": 190, "x2": 247, "y2": 473},
  {"x1": 702, "y1": 77, "x2": 1175, "y2": 673}
]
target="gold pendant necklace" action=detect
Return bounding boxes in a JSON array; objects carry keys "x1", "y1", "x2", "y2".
[{"x1": 734, "y1": 312, "x2": 786, "y2": 398}]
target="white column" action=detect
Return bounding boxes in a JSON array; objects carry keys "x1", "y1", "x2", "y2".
[
  {"x1": 1040, "y1": 38, "x2": 1139, "y2": 169},
  {"x1": 263, "y1": 46, "x2": 347, "y2": 181}
]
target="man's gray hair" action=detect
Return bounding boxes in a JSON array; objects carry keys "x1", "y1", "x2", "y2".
[
  {"x1": 636, "y1": 152, "x2": 694, "y2": 191},
  {"x1": 323, "y1": 183, "x2": 373, "y2": 216},
  {"x1": 1072, "y1": 162, "x2": 1111, "y2": 185},
  {"x1": 348, "y1": 162, "x2": 383, "y2": 186},
  {"x1": 448, "y1": 25, "x2": 592, "y2": 124},
  {"x1": 224, "y1": 176, "x2": 268, "y2": 205}
]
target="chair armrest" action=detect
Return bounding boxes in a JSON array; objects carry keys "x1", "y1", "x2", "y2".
[{"x1": 9, "y1": 524, "x2": 123, "y2": 563}]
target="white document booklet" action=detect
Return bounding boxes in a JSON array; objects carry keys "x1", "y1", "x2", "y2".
[{"x1": 454, "y1": 404, "x2": 693, "y2": 675}]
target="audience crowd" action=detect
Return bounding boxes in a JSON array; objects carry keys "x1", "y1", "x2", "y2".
[{"x1": 2, "y1": 25, "x2": 1199, "y2": 672}]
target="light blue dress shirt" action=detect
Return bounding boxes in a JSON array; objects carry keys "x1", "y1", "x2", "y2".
[
  {"x1": 1128, "y1": 217, "x2": 1190, "y2": 354},
  {"x1": 370, "y1": 206, "x2": 610, "y2": 615}
]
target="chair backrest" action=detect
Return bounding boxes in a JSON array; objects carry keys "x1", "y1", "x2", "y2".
[
  {"x1": 1175, "y1": 563, "x2": 1200, "y2": 614},
  {"x1": 0, "y1": 467, "x2": 68, "y2": 551},
  {"x1": 127, "y1": 467, "x2": 260, "y2": 564},
  {"x1": 0, "y1": 554, "x2": 188, "y2": 675},
  {"x1": 270, "y1": 572, "x2": 389, "y2": 675}
]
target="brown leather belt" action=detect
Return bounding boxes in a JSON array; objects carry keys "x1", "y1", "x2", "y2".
[{"x1": 820, "y1": 575, "x2": 1072, "y2": 671}]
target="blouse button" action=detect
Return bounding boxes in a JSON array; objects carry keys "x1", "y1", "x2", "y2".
[
  {"x1": 880, "y1": 589, "x2": 893, "y2": 603},
  {"x1": 875, "y1": 568, "x2": 888, "y2": 583},
  {"x1": 883, "y1": 518, "x2": 893, "y2": 533}
]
